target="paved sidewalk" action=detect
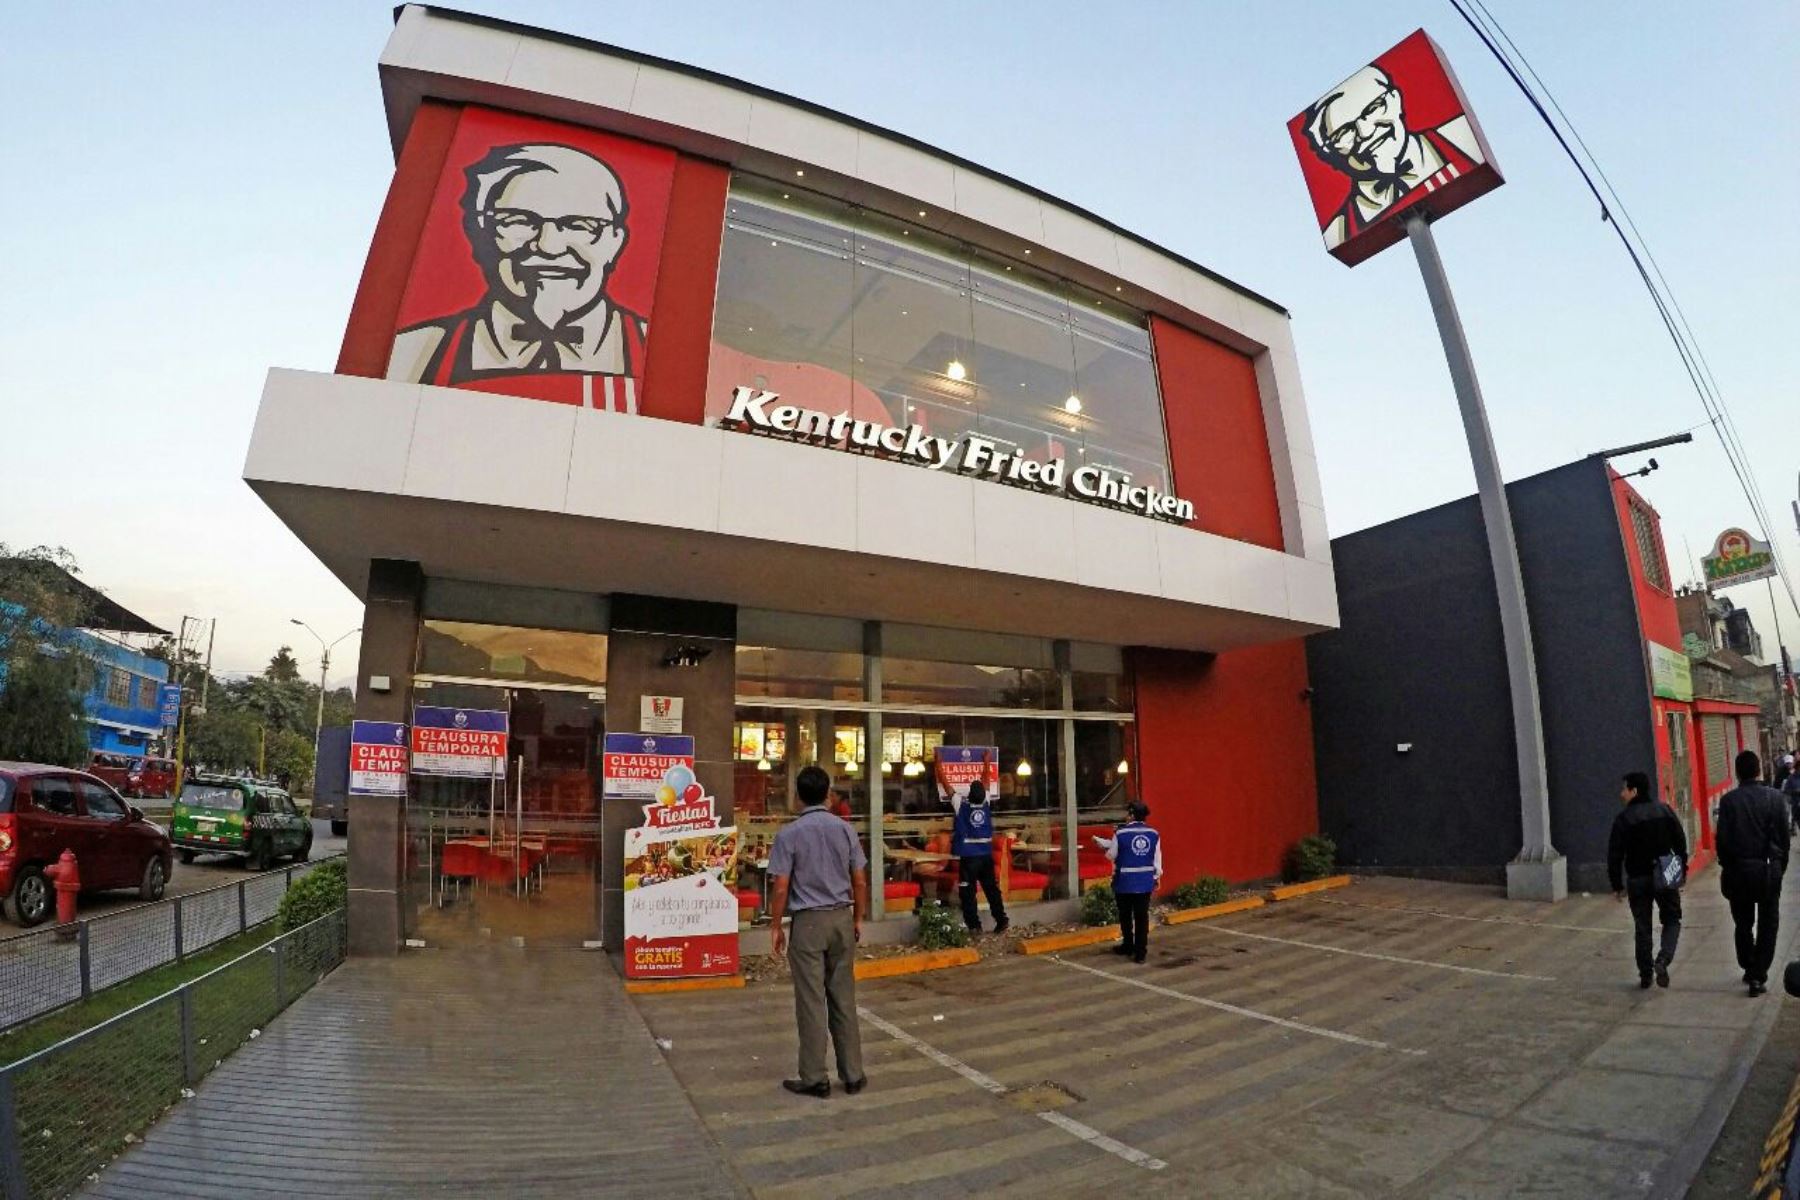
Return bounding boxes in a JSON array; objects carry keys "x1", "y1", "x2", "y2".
[
  {"x1": 641, "y1": 870, "x2": 1798, "y2": 1198},
  {"x1": 81, "y1": 947, "x2": 745, "y2": 1199}
]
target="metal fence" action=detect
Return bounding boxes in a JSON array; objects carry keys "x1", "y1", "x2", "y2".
[
  {"x1": 0, "y1": 856, "x2": 343, "y2": 1035},
  {"x1": 0, "y1": 908, "x2": 346, "y2": 1200}
]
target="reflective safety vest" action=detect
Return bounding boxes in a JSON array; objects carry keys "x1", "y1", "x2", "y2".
[
  {"x1": 1112, "y1": 822, "x2": 1160, "y2": 894},
  {"x1": 952, "y1": 801, "x2": 994, "y2": 858}
]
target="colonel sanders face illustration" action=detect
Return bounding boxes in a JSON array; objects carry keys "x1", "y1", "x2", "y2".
[
  {"x1": 387, "y1": 142, "x2": 650, "y2": 389},
  {"x1": 1307, "y1": 66, "x2": 1410, "y2": 181},
  {"x1": 467, "y1": 144, "x2": 629, "y2": 333}
]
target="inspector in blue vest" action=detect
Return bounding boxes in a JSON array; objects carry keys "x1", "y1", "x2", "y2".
[
  {"x1": 952, "y1": 790, "x2": 994, "y2": 858},
  {"x1": 1112, "y1": 821, "x2": 1161, "y2": 894}
]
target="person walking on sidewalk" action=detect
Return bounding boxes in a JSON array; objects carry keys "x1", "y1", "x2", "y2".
[
  {"x1": 952, "y1": 778, "x2": 1008, "y2": 935},
  {"x1": 1607, "y1": 771, "x2": 1687, "y2": 989},
  {"x1": 1093, "y1": 801, "x2": 1162, "y2": 963},
  {"x1": 767, "y1": 764, "x2": 869, "y2": 1097},
  {"x1": 1716, "y1": 750, "x2": 1790, "y2": 997}
]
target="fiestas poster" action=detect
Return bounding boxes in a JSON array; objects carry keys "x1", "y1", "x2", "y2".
[
  {"x1": 622, "y1": 823, "x2": 741, "y2": 979},
  {"x1": 935, "y1": 745, "x2": 1000, "y2": 801},
  {"x1": 411, "y1": 707, "x2": 509, "y2": 778},
  {"x1": 348, "y1": 720, "x2": 409, "y2": 796}
]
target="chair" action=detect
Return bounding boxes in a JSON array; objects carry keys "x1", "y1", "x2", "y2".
[
  {"x1": 996, "y1": 835, "x2": 1049, "y2": 903},
  {"x1": 883, "y1": 880, "x2": 922, "y2": 912},
  {"x1": 735, "y1": 889, "x2": 762, "y2": 924},
  {"x1": 911, "y1": 832, "x2": 959, "y2": 901},
  {"x1": 1049, "y1": 826, "x2": 1117, "y2": 894},
  {"x1": 439, "y1": 841, "x2": 482, "y2": 904}
]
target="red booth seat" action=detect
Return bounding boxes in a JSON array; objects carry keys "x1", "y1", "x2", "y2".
[{"x1": 883, "y1": 881, "x2": 922, "y2": 911}]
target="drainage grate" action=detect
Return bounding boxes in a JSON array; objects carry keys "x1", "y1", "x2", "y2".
[{"x1": 1003, "y1": 1080, "x2": 1084, "y2": 1112}]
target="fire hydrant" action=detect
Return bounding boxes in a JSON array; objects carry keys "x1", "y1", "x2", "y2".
[{"x1": 44, "y1": 850, "x2": 80, "y2": 925}]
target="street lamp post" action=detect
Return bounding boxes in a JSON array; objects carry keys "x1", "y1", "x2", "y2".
[{"x1": 290, "y1": 619, "x2": 360, "y2": 796}]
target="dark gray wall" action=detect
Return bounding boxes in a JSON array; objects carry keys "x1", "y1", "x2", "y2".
[{"x1": 1308, "y1": 459, "x2": 1656, "y2": 891}]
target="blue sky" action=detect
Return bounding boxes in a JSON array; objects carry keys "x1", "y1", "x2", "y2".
[{"x1": 3, "y1": 1, "x2": 1796, "y2": 678}]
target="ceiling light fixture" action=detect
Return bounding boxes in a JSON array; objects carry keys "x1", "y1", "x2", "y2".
[
  {"x1": 880, "y1": 760, "x2": 892, "y2": 775},
  {"x1": 1064, "y1": 395, "x2": 1082, "y2": 414},
  {"x1": 1015, "y1": 757, "x2": 1033, "y2": 779},
  {"x1": 946, "y1": 360, "x2": 967, "y2": 382},
  {"x1": 1116, "y1": 758, "x2": 1130, "y2": 776},
  {"x1": 795, "y1": 169, "x2": 805, "y2": 177},
  {"x1": 756, "y1": 758, "x2": 772, "y2": 772},
  {"x1": 844, "y1": 758, "x2": 859, "y2": 774}
]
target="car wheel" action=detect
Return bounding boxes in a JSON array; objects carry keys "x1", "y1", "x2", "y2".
[
  {"x1": 330, "y1": 819, "x2": 348, "y2": 838},
  {"x1": 12, "y1": 866, "x2": 52, "y2": 928},
  {"x1": 179, "y1": 849, "x2": 197, "y2": 865},
  {"x1": 248, "y1": 841, "x2": 271, "y2": 872},
  {"x1": 140, "y1": 857, "x2": 168, "y2": 903},
  {"x1": 296, "y1": 833, "x2": 313, "y2": 862}
]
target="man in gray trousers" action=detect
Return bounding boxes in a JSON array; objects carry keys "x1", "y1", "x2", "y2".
[{"x1": 768, "y1": 764, "x2": 869, "y2": 1097}]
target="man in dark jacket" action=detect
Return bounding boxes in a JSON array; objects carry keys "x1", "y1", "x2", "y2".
[
  {"x1": 1607, "y1": 771, "x2": 1687, "y2": 989},
  {"x1": 1715, "y1": 750, "x2": 1791, "y2": 996}
]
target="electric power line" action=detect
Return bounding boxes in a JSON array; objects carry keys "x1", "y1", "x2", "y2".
[{"x1": 1446, "y1": 0, "x2": 1799, "y2": 622}]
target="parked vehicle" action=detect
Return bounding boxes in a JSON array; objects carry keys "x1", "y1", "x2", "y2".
[
  {"x1": 86, "y1": 752, "x2": 135, "y2": 793},
  {"x1": 171, "y1": 777, "x2": 313, "y2": 870},
  {"x1": 312, "y1": 724, "x2": 350, "y2": 837},
  {"x1": 125, "y1": 756, "x2": 179, "y2": 800},
  {"x1": 0, "y1": 762, "x2": 177, "y2": 927}
]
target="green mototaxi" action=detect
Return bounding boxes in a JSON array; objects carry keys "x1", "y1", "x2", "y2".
[{"x1": 171, "y1": 777, "x2": 313, "y2": 871}]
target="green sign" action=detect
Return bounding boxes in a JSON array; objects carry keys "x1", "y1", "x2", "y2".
[
  {"x1": 1702, "y1": 527, "x2": 1777, "y2": 588},
  {"x1": 1648, "y1": 641, "x2": 1693, "y2": 701}
]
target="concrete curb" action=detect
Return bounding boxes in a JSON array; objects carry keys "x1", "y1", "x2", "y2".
[
  {"x1": 625, "y1": 975, "x2": 746, "y2": 995},
  {"x1": 1268, "y1": 875, "x2": 1353, "y2": 902},
  {"x1": 1017, "y1": 927, "x2": 1117, "y2": 956},
  {"x1": 854, "y1": 946, "x2": 980, "y2": 980},
  {"x1": 1162, "y1": 896, "x2": 1267, "y2": 925}
]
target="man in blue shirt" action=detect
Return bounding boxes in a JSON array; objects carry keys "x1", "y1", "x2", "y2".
[
  {"x1": 951, "y1": 779, "x2": 1008, "y2": 935},
  {"x1": 768, "y1": 765, "x2": 869, "y2": 1097}
]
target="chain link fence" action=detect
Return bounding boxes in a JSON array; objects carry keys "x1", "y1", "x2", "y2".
[
  {"x1": 0, "y1": 909, "x2": 346, "y2": 1200},
  {"x1": 0, "y1": 857, "x2": 344, "y2": 1034}
]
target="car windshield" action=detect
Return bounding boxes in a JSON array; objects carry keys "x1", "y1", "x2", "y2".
[
  {"x1": 0, "y1": 778, "x2": 11, "y2": 813},
  {"x1": 180, "y1": 784, "x2": 246, "y2": 812}
]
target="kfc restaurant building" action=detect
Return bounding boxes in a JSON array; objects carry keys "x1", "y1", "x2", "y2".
[{"x1": 245, "y1": 5, "x2": 1338, "y2": 955}]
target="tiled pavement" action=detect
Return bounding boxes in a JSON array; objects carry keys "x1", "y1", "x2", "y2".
[
  {"x1": 83, "y1": 869, "x2": 1796, "y2": 1198},
  {"x1": 80, "y1": 949, "x2": 745, "y2": 1199}
]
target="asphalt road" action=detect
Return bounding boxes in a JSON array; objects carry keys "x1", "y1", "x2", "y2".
[{"x1": 67, "y1": 817, "x2": 346, "y2": 918}]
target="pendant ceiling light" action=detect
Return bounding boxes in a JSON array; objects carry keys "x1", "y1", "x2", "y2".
[
  {"x1": 756, "y1": 758, "x2": 772, "y2": 772},
  {"x1": 1015, "y1": 757, "x2": 1033, "y2": 778},
  {"x1": 1116, "y1": 759, "x2": 1130, "y2": 776}
]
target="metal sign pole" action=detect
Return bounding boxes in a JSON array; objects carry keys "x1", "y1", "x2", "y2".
[{"x1": 1405, "y1": 213, "x2": 1565, "y2": 902}]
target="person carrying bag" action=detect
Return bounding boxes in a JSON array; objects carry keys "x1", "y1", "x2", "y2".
[{"x1": 1607, "y1": 771, "x2": 1687, "y2": 989}]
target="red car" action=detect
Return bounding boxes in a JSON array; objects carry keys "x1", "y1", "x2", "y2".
[
  {"x1": 0, "y1": 763, "x2": 176, "y2": 927},
  {"x1": 86, "y1": 752, "x2": 135, "y2": 792},
  {"x1": 126, "y1": 757, "x2": 179, "y2": 800}
]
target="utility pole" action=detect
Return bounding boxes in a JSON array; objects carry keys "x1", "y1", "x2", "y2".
[
  {"x1": 1406, "y1": 213, "x2": 1564, "y2": 902},
  {"x1": 198, "y1": 620, "x2": 215, "y2": 716},
  {"x1": 290, "y1": 619, "x2": 360, "y2": 799}
]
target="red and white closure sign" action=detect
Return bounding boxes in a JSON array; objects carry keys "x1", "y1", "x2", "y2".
[
  {"x1": 410, "y1": 706, "x2": 508, "y2": 778},
  {"x1": 348, "y1": 721, "x2": 408, "y2": 796},
  {"x1": 935, "y1": 745, "x2": 1000, "y2": 801}
]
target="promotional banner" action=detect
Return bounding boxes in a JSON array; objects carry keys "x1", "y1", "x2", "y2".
[
  {"x1": 934, "y1": 746, "x2": 1000, "y2": 801},
  {"x1": 348, "y1": 720, "x2": 409, "y2": 796},
  {"x1": 622, "y1": 823, "x2": 741, "y2": 979},
  {"x1": 602, "y1": 733, "x2": 696, "y2": 802},
  {"x1": 410, "y1": 706, "x2": 508, "y2": 778},
  {"x1": 1287, "y1": 29, "x2": 1503, "y2": 266},
  {"x1": 157, "y1": 684, "x2": 182, "y2": 728},
  {"x1": 1702, "y1": 528, "x2": 1777, "y2": 588}
]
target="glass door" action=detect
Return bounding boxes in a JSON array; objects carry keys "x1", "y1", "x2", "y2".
[{"x1": 405, "y1": 683, "x2": 604, "y2": 947}]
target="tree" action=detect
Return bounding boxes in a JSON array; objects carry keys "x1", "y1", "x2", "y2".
[
  {"x1": 0, "y1": 545, "x2": 94, "y2": 766},
  {"x1": 265, "y1": 728, "x2": 315, "y2": 794},
  {"x1": 0, "y1": 653, "x2": 90, "y2": 766},
  {"x1": 265, "y1": 646, "x2": 302, "y2": 683}
]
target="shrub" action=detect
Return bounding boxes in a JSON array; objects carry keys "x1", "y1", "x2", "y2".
[
  {"x1": 1168, "y1": 876, "x2": 1230, "y2": 910},
  {"x1": 916, "y1": 899, "x2": 969, "y2": 950},
  {"x1": 278, "y1": 859, "x2": 346, "y2": 931},
  {"x1": 1284, "y1": 835, "x2": 1338, "y2": 883},
  {"x1": 1080, "y1": 883, "x2": 1118, "y2": 927}
]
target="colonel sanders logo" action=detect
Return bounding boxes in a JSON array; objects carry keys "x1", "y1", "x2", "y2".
[
  {"x1": 388, "y1": 143, "x2": 648, "y2": 390},
  {"x1": 1289, "y1": 31, "x2": 1503, "y2": 266}
]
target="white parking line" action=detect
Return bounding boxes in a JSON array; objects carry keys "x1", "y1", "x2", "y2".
[
  {"x1": 1048, "y1": 956, "x2": 1423, "y2": 1056},
  {"x1": 1188, "y1": 923, "x2": 1555, "y2": 981},
  {"x1": 1316, "y1": 896, "x2": 1622, "y2": 934},
  {"x1": 858, "y1": 1005, "x2": 1168, "y2": 1171}
]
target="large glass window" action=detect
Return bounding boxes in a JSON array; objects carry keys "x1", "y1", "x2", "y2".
[
  {"x1": 418, "y1": 621, "x2": 607, "y2": 687},
  {"x1": 709, "y1": 178, "x2": 1170, "y2": 492},
  {"x1": 734, "y1": 645, "x2": 863, "y2": 702}
]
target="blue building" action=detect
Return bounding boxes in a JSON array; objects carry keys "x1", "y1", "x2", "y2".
[{"x1": 77, "y1": 630, "x2": 170, "y2": 757}]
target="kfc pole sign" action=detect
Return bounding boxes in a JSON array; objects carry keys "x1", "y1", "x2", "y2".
[
  {"x1": 410, "y1": 707, "x2": 509, "y2": 778},
  {"x1": 1288, "y1": 30, "x2": 1503, "y2": 266}
]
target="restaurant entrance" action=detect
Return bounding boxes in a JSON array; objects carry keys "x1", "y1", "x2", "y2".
[{"x1": 404, "y1": 681, "x2": 605, "y2": 947}]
